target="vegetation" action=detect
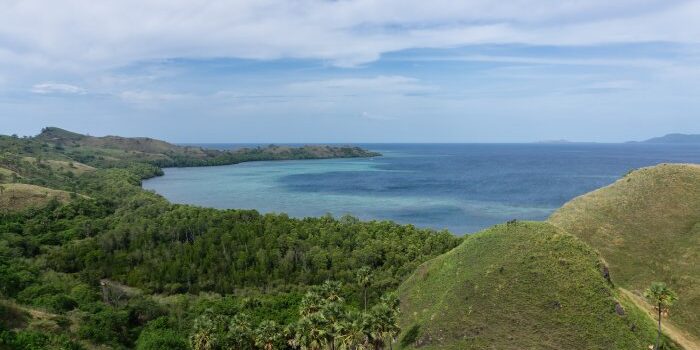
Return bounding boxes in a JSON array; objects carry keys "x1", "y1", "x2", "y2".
[
  {"x1": 397, "y1": 221, "x2": 674, "y2": 349},
  {"x1": 549, "y1": 164, "x2": 700, "y2": 341},
  {"x1": 188, "y1": 281, "x2": 400, "y2": 350},
  {"x1": 645, "y1": 282, "x2": 678, "y2": 350},
  {"x1": 0, "y1": 128, "x2": 456, "y2": 349},
  {"x1": 0, "y1": 128, "x2": 696, "y2": 349}
]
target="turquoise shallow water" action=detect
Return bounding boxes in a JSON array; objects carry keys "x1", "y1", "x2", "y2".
[{"x1": 143, "y1": 143, "x2": 700, "y2": 234}]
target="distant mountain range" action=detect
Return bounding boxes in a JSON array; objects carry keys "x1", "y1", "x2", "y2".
[
  {"x1": 535, "y1": 133, "x2": 700, "y2": 144},
  {"x1": 632, "y1": 133, "x2": 700, "y2": 144}
]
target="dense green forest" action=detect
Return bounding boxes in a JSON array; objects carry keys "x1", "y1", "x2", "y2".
[{"x1": 0, "y1": 129, "x2": 460, "y2": 349}]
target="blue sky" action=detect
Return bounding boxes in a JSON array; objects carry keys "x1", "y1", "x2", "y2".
[{"x1": 1, "y1": 0, "x2": 700, "y2": 142}]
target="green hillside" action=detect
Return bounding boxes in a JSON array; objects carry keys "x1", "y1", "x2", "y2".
[
  {"x1": 32, "y1": 127, "x2": 380, "y2": 168},
  {"x1": 398, "y1": 221, "x2": 669, "y2": 350},
  {"x1": 549, "y1": 164, "x2": 700, "y2": 342}
]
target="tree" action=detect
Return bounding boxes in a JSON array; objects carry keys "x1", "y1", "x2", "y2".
[
  {"x1": 254, "y1": 320, "x2": 283, "y2": 350},
  {"x1": 364, "y1": 293, "x2": 400, "y2": 350},
  {"x1": 296, "y1": 281, "x2": 345, "y2": 350},
  {"x1": 294, "y1": 311, "x2": 328, "y2": 350},
  {"x1": 356, "y1": 267, "x2": 372, "y2": 311},
  {"x1": 136, "y1": 317, "x2": 188, "y2": 350},
  {"x1": 337, "y1": 311, "x2": 368, "y2": 350},
  {"x1": 644, "y1": 282, "x2": 677, "y2": 350},
  {"x1": 226, "y1": 313, "x2": 255, "y2": 350},
  {"x1": 191, "y1": 312, "x2": 224, "y2": 350}
]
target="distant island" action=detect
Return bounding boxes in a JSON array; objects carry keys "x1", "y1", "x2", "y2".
[
  {"x1": 35, "y1": 127, "x2": 381, "y2": 170},
  {"x1": 631, "y1": 133, "x2": 700, "y2": 144},
  {"x1": 534, "y1": 133, "x2": 700, "y2": 144}
]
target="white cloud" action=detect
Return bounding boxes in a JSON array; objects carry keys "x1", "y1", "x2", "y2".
[
  {"x1": 31, "y1": 82, "x2": 85, "y2": 94},
  {"x1": 285, "y1": 76, "x2": 436, "y2": 95},
  {"x1": 400, "y1": 55, "x2": 672, "y2": 69},
  {"x1": 118, "y1": 90, "x2": 189, "y2": 106},
  {"x1": 1, "y1": 0, "x2": 699, "y2": 69}
]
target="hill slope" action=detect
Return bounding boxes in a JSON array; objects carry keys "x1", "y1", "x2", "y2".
[
  {"x1": 398, "y1": 222, "x2": 665, "y2": 349},
  {"x1": 549, "y1": 164, "x2": 700, "y2": 341},
  {"x1": 0, "y1": 183, "x2": 75, "y2": 212}
]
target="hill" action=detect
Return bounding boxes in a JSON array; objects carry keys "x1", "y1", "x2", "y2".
[
  {"x1": 549, "y1": 164, "x2": 700, "y2": 342},
  {"x1": 398, "y1": 221, "x2": 667, "y2": 349},
  {"x1": 0, "y1": 183, "x2": 75, "y2": 212},
  {"x1": 633, "y1": 133, "x2": 700, "y2": 144},
  {"x1": 34, "y1": 127, "x2": 380, "y2": 168}
]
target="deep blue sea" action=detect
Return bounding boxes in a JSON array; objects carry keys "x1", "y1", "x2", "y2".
[{"x1": 143, "y1": 143, "x2": 700, "y2": 234}]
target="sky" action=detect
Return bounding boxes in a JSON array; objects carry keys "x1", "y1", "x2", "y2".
[{"x1": 1, "y1": 0, "x2": 700, "y2": 143}]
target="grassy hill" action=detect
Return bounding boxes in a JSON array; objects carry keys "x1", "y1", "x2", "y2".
[
  {"x1": 398, "y1": 221, "x2": 669, "y2": 350},
  {"x1": 0, "y1": 167, "x2": 20, "y2": 182},
  {"x1": 21, "y1": 157, "x2": 95, "y2": 175},
  {"x1": 549, "y1": 163, "x2": 700, "y2": 342},
  {"x1": 0, "y1": 183, "x2": 75, "y2": 212}
]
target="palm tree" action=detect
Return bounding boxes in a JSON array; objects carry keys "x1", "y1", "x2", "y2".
[
  {"x1": 363, "y1": 311, "x2": 385, "y2": 350},
  {"x1": 356, "y1": 267, "x2": 372, "y2": 311},
  {"x1": 644, "y1": 282, "x2": 678, "y2": 350},
  {"x1": 300, "y1": 290, "x2": 325, "y2": 317},
  {"x1": 191, "y1": 313, "x2": 222, "y2": 350},
  {"x1": 255, "y1": 320, "x2": 283, "y2": 350},
  {"x1": 227, "y1": 313, "x2": 255, "y2": 350},
  {"x1": 295, "y1": 312, "x2": 328, "y2": 350},
  {"x1": 337, "y1": 311, "x2": 368, "y2": 350},
  {"x1": 379, "y1": 293, "x2": 400, "y2": 350},
  {"x1": 364, "y1": 293, "x2": 401, "y2": 350},
  {"x1": 318, "y1": 281, "x2": 345, "y2": 350},
  {"x1": 297, "y1": 287, "x2": 331, "y2": 350}
]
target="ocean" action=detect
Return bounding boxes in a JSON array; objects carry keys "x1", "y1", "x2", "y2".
[{"x1": 143, "y1": 143, "x2": 700, "y2": 234}]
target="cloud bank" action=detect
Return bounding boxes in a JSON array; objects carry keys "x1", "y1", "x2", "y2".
[
  {"x1": 2, "y1": 1, "x2": 700, "y2": 142},
  {"x1": 2, "y1": 0, "x2": 699, "y2": 69}
]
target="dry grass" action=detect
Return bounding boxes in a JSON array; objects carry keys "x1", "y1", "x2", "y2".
[
  {"x1": 22, "y1": 156, "x2": 95, "y2": 175},
  {"x1": 549, "y1": 163, "x2": 700, "y2": 341},
  {"x1": 0, "y1": 166, "x2": 20, "y2": 182},
  {"x1": 0, "y1": 183, "x2": 74, "y2": 211}
]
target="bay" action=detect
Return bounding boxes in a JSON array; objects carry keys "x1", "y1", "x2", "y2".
[{"x1": 143, "y1": 143, "x2": 700, "y2": 234}]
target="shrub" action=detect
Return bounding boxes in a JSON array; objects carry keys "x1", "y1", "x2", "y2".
[{"x1": 400, "y1": 324, "x2": 420, "y2": 348}]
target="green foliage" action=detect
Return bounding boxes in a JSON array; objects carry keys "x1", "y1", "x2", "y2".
[
  {"x1": 77, "y1": 304, "x2": 131, "y2": 346},
  {"x1": 136, "y1": 317, "x2": 189, "y2": 350},
  {"x1": 185, "y1": 280, "x2": 401, "y2": 350},
  {"x1": 645, "y1": 282, "x2": 678, "y2": 311},
  {"x1": 0, "y1": 327, "x2": 84, "y2": 350},
  {"x1": 400, "y1": 324, "x2": 420, "y2": 348}
]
